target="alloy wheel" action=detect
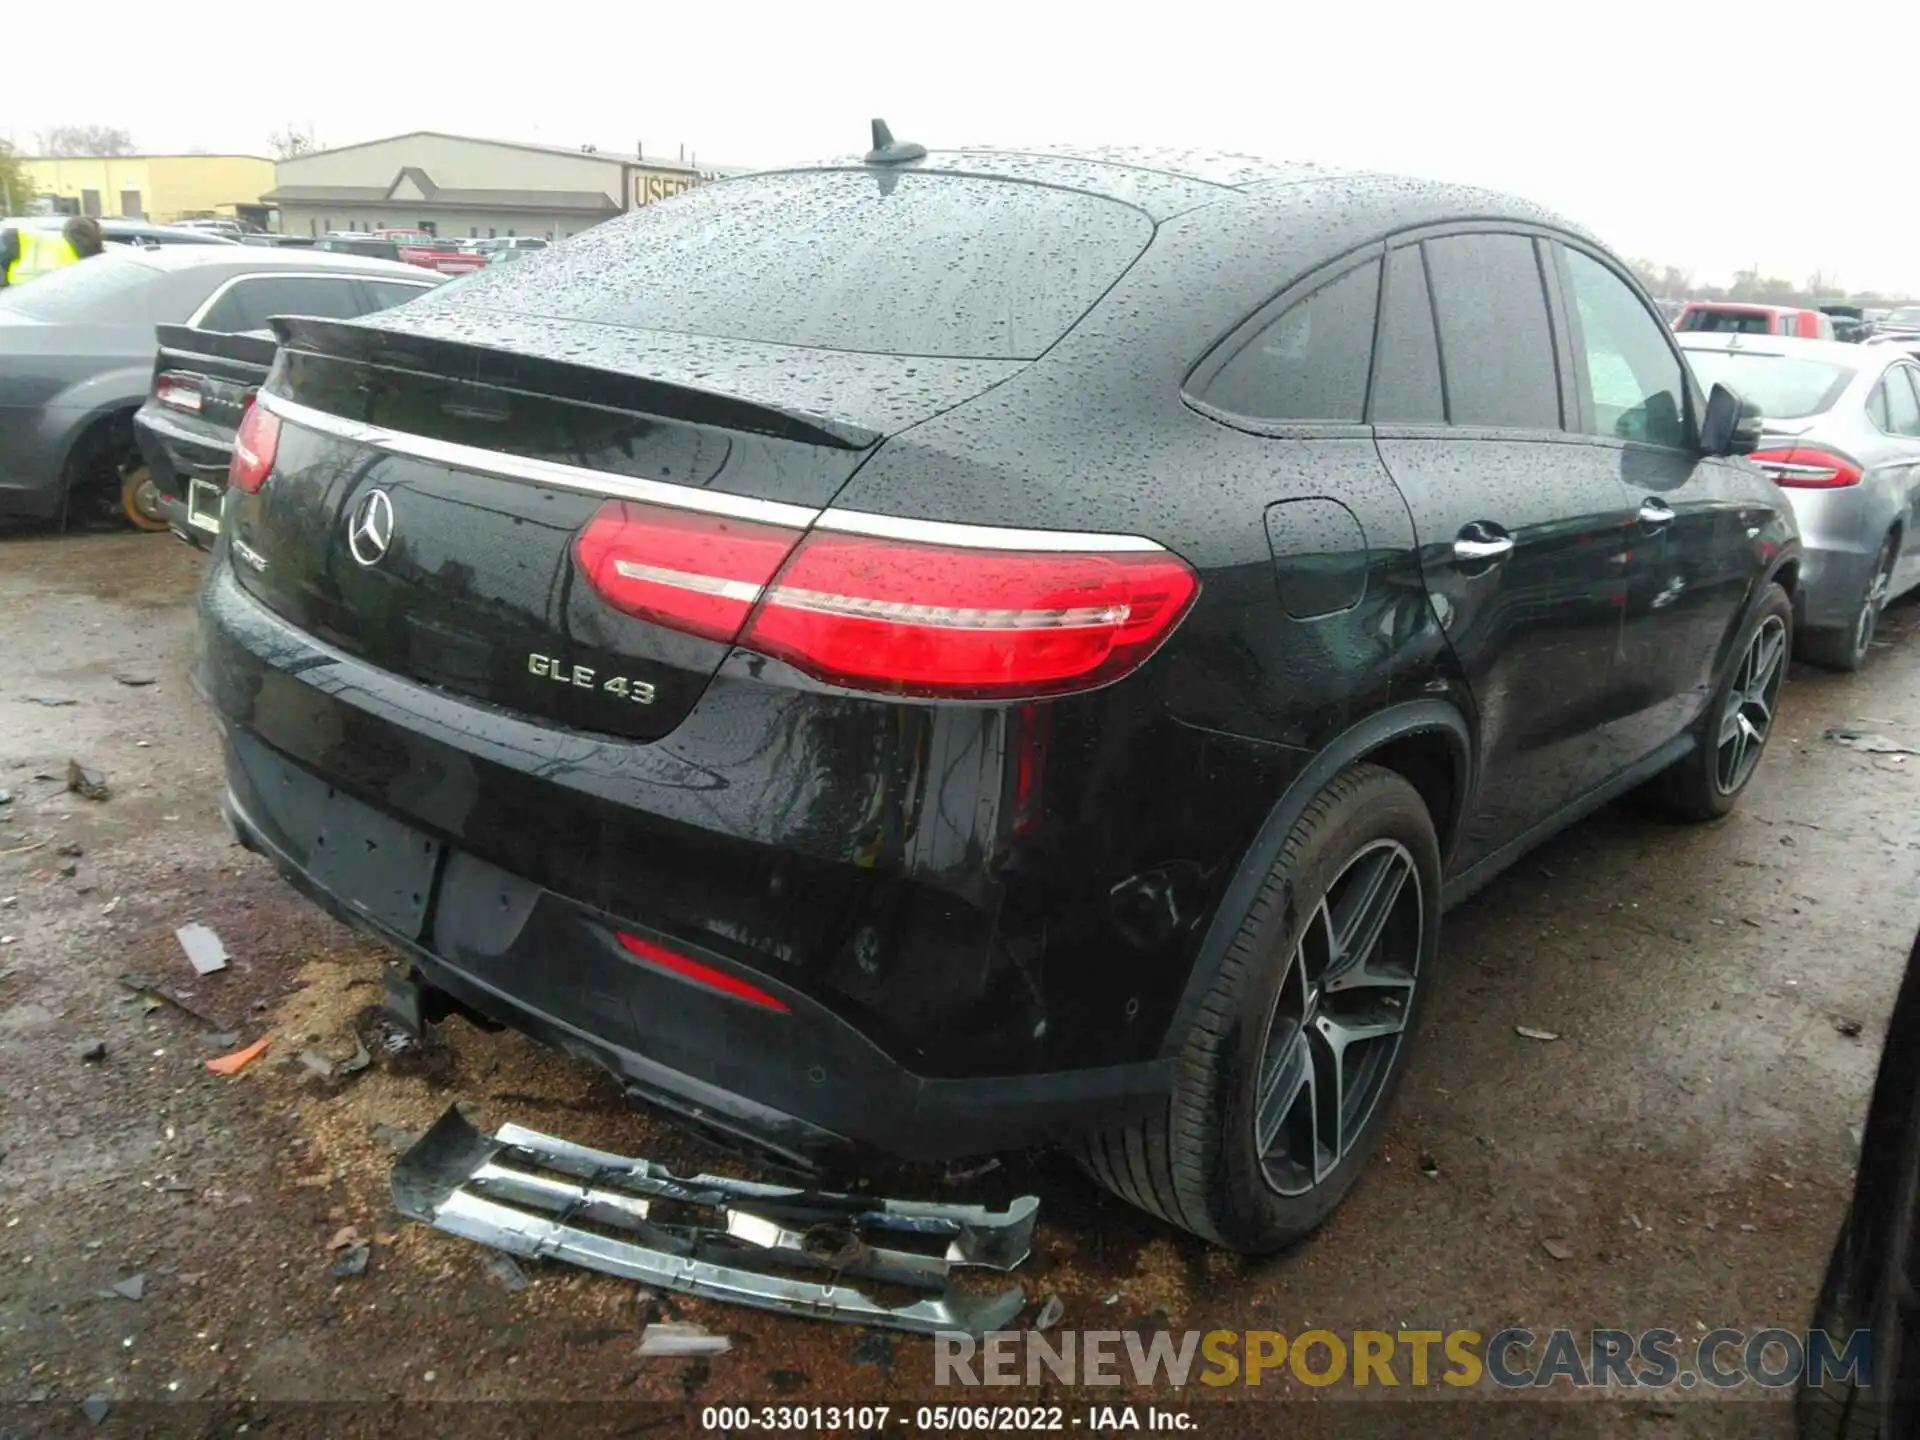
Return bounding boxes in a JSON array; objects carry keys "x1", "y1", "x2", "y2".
[
  {"x1": 1252, "y1": 839, "x2": 1423, "y2": 1197},
  {"x1": 1715, "y1": 614, "x2": 1787, "y2": 795}
]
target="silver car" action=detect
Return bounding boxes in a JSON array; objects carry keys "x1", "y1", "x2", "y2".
[{"x1": 1680, "y1": 332, "x2": 1920, "y2": 671}]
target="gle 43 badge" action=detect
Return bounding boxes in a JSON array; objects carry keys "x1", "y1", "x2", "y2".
[{"x1": 528, "y1": 653, "x2": 655, "y2": 704}]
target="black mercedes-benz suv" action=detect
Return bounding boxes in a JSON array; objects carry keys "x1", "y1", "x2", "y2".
[{"x1": 197, "y1": 134, "x2": 1799, "y2": 1252}]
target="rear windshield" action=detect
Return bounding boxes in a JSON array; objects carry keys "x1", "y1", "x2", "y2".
[
  {"x1": 0, "y1": 251, "x2": 162, "y2": 322},
  {"x1": 1683, "y1": 349, "x2": 1856, "y2": 419},
  {"x1": 411, "y1": 170, "x2": 1154, "y2": 359},
  {"x1": 1678, "y1": 308, "x2": 1776, "y2": 334},
  {"x1": 1887, "y1": 308, "x2": 1920, "y2": 326}
]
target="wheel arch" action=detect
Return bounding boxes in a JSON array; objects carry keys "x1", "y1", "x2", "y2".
[{"x1": 1157, "y1": 699, "x2": 1472, "y2": 1059}]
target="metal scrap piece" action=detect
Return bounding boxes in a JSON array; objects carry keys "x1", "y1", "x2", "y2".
[{"x1": 392, "y1": 1105, "x2": 1037, "y2": 1336}]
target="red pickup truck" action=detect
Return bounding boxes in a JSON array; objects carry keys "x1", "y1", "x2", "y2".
[{"x1": 376, "y1": 229, "x2": 485, "y2": 276}]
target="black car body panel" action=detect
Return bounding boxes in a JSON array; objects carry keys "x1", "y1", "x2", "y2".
[{"x1": 198, "y1": 150, "x2": 1798, "y2": 1166}]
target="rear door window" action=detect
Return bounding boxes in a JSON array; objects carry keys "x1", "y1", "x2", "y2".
[
  {"x1": 1561, "y1": 247, "x2": 1689, "y2": 448},
  {"x1": 198, "y1": 275, "x2": 366, "y2": 333},
  {"x1": 1199, "y1": 259, "x2": 1381, "y2": 423},
  {"x1": 1422, "y1": 233, "x2": 1563, "y2": 429},
  {"x1": 1884, "y1": 365, "x2": 1920, "y2": 437},
  {"x1": 409, "y1": 170, "x2": 1154, "y2": 359},
  {"x1": 1368, "y1": 245, "x2": 1445, "y2": 424}
]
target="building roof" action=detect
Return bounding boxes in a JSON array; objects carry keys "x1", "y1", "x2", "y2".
[
  {"x1": 263, "y1": 164, "x2": 622, "y2": 215},
  {"x1": 277, "y1": 129, "x2": 709, "y2": 174},
  {"x1": 21, "y1": 152, "x2": 272, "y2": 162}
]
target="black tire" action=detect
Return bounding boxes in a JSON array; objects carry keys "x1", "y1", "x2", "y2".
[
  {"x1": 1077, "y1": 763, "x2": 1441, "y2": 1252},
  {"x1": 1800, "y1": 535, "x2": 1897, "y2": 673},
  {"x1": 1646, "y1": 582, "x2": 1792, "y2": 823}
]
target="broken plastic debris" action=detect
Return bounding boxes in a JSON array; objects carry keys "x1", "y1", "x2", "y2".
[
  {"x1": 100, "y1": 1272, "x2": 146, "y2": 1302},
  {"x1": 66, "y1": 760, "x2": 110, "y2": 801},
  {"x1": 637, "y1": 1322, "x2": 731, "y2": 1358},
  {"x1": 1515, "y1": 1026, "x2": 1561, "y2": 1042},
  {"x1": 205, "y1": 1037, "x2": 270, "y2": 1076},
  {"x1": 1824, "y1": 727, "x2": 1920, "y2": 755},
  {"x1": 1541, "y1": 1238, "x2": 1574, "y2": 1261},
  {"x1": 175, "y1": 924, "x2": 229, "y2": 976},
  {"x1": 485, "y1": 1253, "x2": 530, "y2": 1293},
  {"x1": 392, "y1": 1104, "x2": 1038, "y2": 1336},
  {"x1": 1033, "y1": 1293, "x2": 1065, "y2": 1331},
  {"x1": 329, "y1": 1243, "x2": 371, "y2": 1278}
]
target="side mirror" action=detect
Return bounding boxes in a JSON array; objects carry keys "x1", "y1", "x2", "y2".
[{"x1": 1700, "y1": 382, "x2": 1765, "y2": 457}]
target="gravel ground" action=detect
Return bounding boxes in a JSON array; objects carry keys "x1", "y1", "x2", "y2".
[{"x1": 2, "y1": 530, "x2": 1915, "y2": 1438}]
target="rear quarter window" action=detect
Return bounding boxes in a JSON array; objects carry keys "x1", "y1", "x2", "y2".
[
  {"x1": 1195, "y1": 259, "x2": 1382, "y2": 423},
  {"x1": 401, "y1": 170, "x2": 1154, "y2": 360}
]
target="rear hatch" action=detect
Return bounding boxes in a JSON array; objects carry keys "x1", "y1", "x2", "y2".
[
  {"x1": 226, "y1": 317, "x2": 1021, "y2": 742},
  {"x1": 223, "y1": 167, "x2": 1152, "y2": 743}
]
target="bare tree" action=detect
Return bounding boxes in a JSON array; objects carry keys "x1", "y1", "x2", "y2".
[
  {"x1": 35, "y1": 125, "x2": 135, "y2": 157},
  {"x1": 0, "y1": 141, "x2": 37, "y2": 216},
  {"x1": 268, "y1": 125, "x2": 318, "y2": 159}
]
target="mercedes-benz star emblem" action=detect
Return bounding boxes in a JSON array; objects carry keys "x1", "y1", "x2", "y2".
[{"x1": 347, "y1": 489, "x2": 395, "y2": 567}]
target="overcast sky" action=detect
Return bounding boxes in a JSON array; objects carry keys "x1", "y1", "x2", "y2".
[{"x1": 9, "y1": 0, "x2": 1920, "y2": 293}]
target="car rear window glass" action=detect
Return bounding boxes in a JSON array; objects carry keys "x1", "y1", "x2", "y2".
[
  {"x1": 1678, "y1": 308, "x2": 1776, "y2": 335},
  {"x1": 416, "y1": 171, "x2": 1153, "y2": 359},
  {"x1": 1681, "y1": 349, "x2": 1855, "y2": 420},
  {"x1": 1200, "y1": 260, "x2": 1380, "y2": 423},
  {"x1": 1422, "y1": 234, "x2": 1562, "y2": 429},
  {"x1": 0, "y1": 250, "x2": 162, "y2": 322},
  {"x1": 1369, "y1": 245, "x2": 1445, "y2": 423},
  {"x1": 363, "y1": 280, "x2": 435, "y2": 311},
  {"x1": 199, "y1": 275, "x2": 367, "y2": 333}
]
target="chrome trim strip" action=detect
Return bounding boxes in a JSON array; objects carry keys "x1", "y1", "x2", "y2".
[
  {"x1": 257, "y1": 392, "x2": 822, "y2": 528},
  {"x1": 816, "y1": 507, "x2": 1166, "y2": 553},
  {"x1": 260, "y1": 393, "x2": 1169, "y2": 553}
]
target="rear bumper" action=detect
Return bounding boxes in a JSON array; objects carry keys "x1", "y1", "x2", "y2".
[
  {"x1": 133, "y1": 403, "x2": 227, "y2": 546},
  {"x1": 199, "y1": 561, "x2": 1201, "y2": 1168},
  {"x1": 1793, "y1": 542, "x2": 1878, "y2": 632},
  {"x1": 220, "y1": 737, "x2": 1172, "y2": 1170}
]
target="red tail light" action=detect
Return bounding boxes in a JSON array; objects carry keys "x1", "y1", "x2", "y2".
[
  {"x1": 1750, "y1": 445, "x2": 1863, "y2": 489},
  {"x1": 574, "y1": 502, "x2": 1200, "y2": 699},
  {"x1": 154, "y1": 371, "x2": 204, "y2": 414},
  {"x1": 616, "y1": 932, "x2": 790, "y2": 1012},
  {"x1": 228, "y1": 403, "x2": 280, "y2": 494},
  {"x1": 574, "y1": 501, "x2": 800, "y2": 643}
]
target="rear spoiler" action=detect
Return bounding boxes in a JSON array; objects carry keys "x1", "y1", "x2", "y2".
[
  {"x1": 154, "y1": 323, "x2": 279, "y2": 372},
  {"x1": 271, "y1": 315, "x2": 882, "y2": 452}
]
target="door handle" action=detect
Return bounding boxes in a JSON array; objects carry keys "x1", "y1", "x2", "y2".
[
  {"x1": 1638, "y1": 497, "x2": 1676, "y2": 529},
  {"x1": 1451, "y1": 523, "x2": 1515, "y2": 564}
]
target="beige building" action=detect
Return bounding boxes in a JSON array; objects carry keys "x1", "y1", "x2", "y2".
[
  {"x1": 21, "y1": 154, "x2": 275, "y2": 224},
  {"x1": 265, "y1": 131, "x2": 725, "y2": 242}
]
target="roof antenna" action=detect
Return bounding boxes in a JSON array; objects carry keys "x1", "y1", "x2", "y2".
[{"x1": 865, "y1": 119, "x2": 926, "y2": 166}]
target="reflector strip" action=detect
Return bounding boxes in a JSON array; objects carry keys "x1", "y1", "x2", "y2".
[{"x1": 616, "y1": 933, "x2": 791, "y2": 1013}]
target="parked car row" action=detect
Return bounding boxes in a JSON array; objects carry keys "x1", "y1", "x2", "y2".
[{"x1": 0, "y1": 246, "x2": 439, "y2": 527}]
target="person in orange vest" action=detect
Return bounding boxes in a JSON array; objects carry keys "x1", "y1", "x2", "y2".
[{"x1": 0, "y1": 215, "x2": 105, "y2": 287}]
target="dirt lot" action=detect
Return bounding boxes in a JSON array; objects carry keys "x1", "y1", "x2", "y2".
[{"x1": 1, "y1": 530, "x2": 1915, "y2": 1437}]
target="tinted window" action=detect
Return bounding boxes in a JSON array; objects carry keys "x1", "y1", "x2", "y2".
[
  {"x1": 1422, "y1": 234, "x2": 1561, "y2": 429},
  {"x1": 363, "y1": 279, "x2": 434, "y2": 311},
  {"x1": 1564, "y1": 248, "x2": 1688, "y2": 448},
  {"x1": 1678, "y1": 308, "x2": 1775, "y2": 335},
  {"x1": 1885, "y1": 365, "x2": 1920, "y2": 437},
  {"x1": 0, "y1": 250, "x2": 162, "y2": 321},
  {"x1": 400, "y1": 171, "x2": 1153, "y2": 359},
  {"x1": 198, "y1": 275, "x2": 365, "y2": 333},
  {"x1": 1202, "y1": 260, "x2": 1380, "y2": 422},
  {"x1": 1369, "y1": 245, "x2": 1444, "y2": 423}
]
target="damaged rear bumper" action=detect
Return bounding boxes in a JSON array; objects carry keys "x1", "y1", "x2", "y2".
[{"x1": 394, "y1": 1106, "x2": 1038, "y2": 1336}]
